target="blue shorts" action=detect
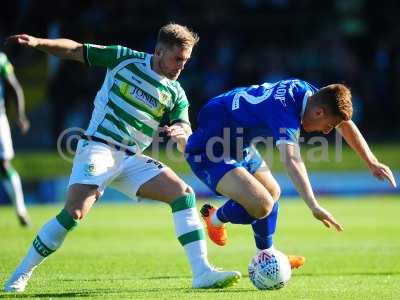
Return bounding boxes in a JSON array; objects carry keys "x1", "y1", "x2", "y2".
[{"x1": 186, "y1": 147, "x2": 264, "y2": 195}]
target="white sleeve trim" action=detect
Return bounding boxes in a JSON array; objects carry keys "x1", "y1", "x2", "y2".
[{"x1": 276, "y1": 140, "x2": 298, "y2": 146}]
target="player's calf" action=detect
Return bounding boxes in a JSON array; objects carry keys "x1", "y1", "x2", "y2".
[
  {"x1": 4, "y1": 208, "x2": 78, "y2": 292},
  {"x1": 4, "y1": 185, "x2": 98, "y2": 292},
  {"x1": 216, "y1": 167, "x2": 275, "y2": 219},
  {"x1": 64, "y1": 184, "x2": 99, "y2": 220}
]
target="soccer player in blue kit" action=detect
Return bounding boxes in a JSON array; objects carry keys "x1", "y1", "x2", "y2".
[{"x1": 170, "y1": 79, "x2": 397, "y2": 268}]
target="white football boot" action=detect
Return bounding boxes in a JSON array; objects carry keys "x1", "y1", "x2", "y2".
[
  {"x1": 4, "y1": 270, "x2": 33, "y2": 292},
  {"x1": 192, "y1": 268, "x2": 241, "y2": 289}
]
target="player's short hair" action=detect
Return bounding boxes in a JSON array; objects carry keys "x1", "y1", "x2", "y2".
[
  {"x1": 312, "y1": 84, "x2": 353, "y2": 121},
  {"x1": 157, "y1": 23, "x2": 199, "y2": 49}
]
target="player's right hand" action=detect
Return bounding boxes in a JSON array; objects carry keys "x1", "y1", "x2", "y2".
[
  {"x1": 311, "y1": 205, "x2": 343, "y2": 232},
  {"x1": 368, "y1": 161, "x2": 397, "y2": 188},
  {"x1": 5, "y1": 34, "x2": 39, "y2": 48},
  {"x1": 17, "y1": 115, "x2": 30, "y2": 134}
]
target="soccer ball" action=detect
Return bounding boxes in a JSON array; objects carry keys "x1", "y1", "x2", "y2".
[{"x1": 248, "y1": 249, "x2": 291, "y2": 290}]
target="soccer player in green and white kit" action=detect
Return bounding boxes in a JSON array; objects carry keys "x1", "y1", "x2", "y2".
[
  {"x1": 4, "y1": 24, "x2": 241, "y2": 292},
  {"x1": 0, "y1": 51, "x2": 31, "y2": 226}
]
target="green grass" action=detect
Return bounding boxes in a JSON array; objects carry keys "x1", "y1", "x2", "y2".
[
  {"x1": 1, "y1": 196, "x2": 399, "y2": 299},
  {"x1": 12, "y1": 143, "x2": 400, "y2": 179}
]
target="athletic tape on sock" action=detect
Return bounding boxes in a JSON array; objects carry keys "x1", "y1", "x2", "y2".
[
  {"x1": 170, "y1": 193, "x2": 196, "y2": 213},
  {"x1": 170, "y1": 193, "x2": 205, "y2": 246},
  {"x1": 56, "y1": 209, "x2": 78, "y2": 231}
]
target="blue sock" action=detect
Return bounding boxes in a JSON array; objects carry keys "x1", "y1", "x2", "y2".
[
  {"x1": 216, "y1": 199, "x2": 257, "y2": 224},
  {"x1": 251, "y1": 202, "x2": 279, "y2": 250}
]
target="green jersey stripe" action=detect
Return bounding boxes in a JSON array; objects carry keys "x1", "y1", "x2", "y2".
[
  {"x1": 111, "y1": 84, "x2": 164, "y2": 120},
  {"x1": 115, "y1": 46, "x2": 141, "y2": 59},
  {"x1": 97, "y1": 125, "x2": 136, "y2": 146},
  {"x1": 135, "y1": 62, "x2": 178, "y2": 100},
  {"x1": 107, "y1": 100, "x2": 154, "y2": 137},
  {"x1": 104, "y1": 113, "x2": 131, "y2": 136},
  {"x1": 109, "y1": 88, "x2": 160, "y2": 129},
  {"x1": 85, "y1": 47, "x2": 190, "y2": 154},
  {"x1": 117, "y1": 46, "x2": 121, "y2": 59},
  {"x1": 115, "y1": 70, "x2": 160, "y2": 104},
  {"x1": 93, "y1": 131, "x2": 142, "y2": 152},
  {"x1": 113, "y1": 77, "x2": 164, "y2": 114},
  {"x1": 125, "y1": 63, "x2": 175, "y2": 98},
  {"x1": 101, "y1": 118, "x2": 151, "y2": 149}
]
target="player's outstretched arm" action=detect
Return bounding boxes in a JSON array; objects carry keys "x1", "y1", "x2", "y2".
[
  {"x1": 6, "y1": 71, "x2": 29, "y2": 134},
  {"x1": 278, "y1": 143, "x2": 343, "y2": 231},
  {"x1": 336, "y1": 120, "x2": 397, "y2": 188},
  {"x1": 6, "y1": 34, "x2": 84, "y2": 63}
]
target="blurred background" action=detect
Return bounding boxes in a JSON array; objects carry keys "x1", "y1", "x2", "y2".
[{"x1": 0, "y1": 0, "x2": 399, "y2": 204}]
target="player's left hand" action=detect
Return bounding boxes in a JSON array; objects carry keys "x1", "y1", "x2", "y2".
[
  {"x1": 5, "y1": 34, "x2": 39, "y2": 48},
  {"x1": 163, "y1": 125, "x2": 188, "y2": 146},
  {"x1": 17, "y1": 115, "x2": 30, "y2": 134},
  {"x1": 368, "y1": 161, "x2": 397, "y2": 188}
]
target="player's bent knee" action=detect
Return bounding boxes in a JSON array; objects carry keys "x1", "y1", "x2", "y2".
[
  {"x1": 67, "y1": 208, "x2": 85, "y2": 221},
  {"x1": 184, "y1": 185, "x2": 194, "y2": 195},
  {"x1": 270, "y1": 184, "x2": 281, "y2": 202},
  {"x1": 69, "y1": 210, "x2": 82, "y2": 220},
  {"x1": 253, "y1": 199, "x2": 274, "y2": 219},
  {"x1": 0, "y1": 160, "x2": 9, "y2": 175},
  {"x1": 171, "y1": 181, "x2": 192, "y2": 199}
]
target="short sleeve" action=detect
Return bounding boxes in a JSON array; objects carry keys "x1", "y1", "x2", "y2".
[
  {"x1": 0, "y1": 53, "x2": 14, "y2": 79},
  {"x1": 264, "y1": 98, "x2": 301, "y2": 146},
  {"x1": 169, "y1": 85, "x2": 190, "y2": 125},
  {"x1": 84, "y1": 44, "x2": 145, "y2": 68},
  {"x1": 275, "y1": 126, "x2": 300, "y2": 146}
]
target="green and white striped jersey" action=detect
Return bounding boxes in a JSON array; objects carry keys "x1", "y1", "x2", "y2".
[
  {"x1": 83, "y1": 44, "x2": 190, "y2": 153},
  {"x1": 0, "y1": 52, "x2": 14, "y2": 112}
]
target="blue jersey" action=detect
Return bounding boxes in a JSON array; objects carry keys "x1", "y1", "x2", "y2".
[{"x1": 186, "y1": 78, "x2": 318, "y2": 158}]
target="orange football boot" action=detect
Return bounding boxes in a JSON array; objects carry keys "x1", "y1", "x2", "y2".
[
  {"x1": 200, "y1": 204, "x2": 228, "y2": 246},
  {"x1": 287, "y1": 255, "x2": 306, "y2": 269}
]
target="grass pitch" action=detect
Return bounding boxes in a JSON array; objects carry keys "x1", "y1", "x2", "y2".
[{"x1": 0, "y1": 196, "x2": 399, "y2": 299}]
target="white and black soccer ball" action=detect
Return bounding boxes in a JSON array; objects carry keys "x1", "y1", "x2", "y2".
[{"x1": 248, "y1": 249, "x2": 292, "y2": 290}]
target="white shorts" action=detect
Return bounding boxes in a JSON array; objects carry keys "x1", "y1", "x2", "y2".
[
  {"x1": 0, "y1": 112, "x2": 14, "y2": 160},
  {"x1": 68, "y1": 139, "x2": 167, "y2": 199}
]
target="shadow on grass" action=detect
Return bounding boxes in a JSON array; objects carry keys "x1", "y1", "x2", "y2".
[
  {"x1": 0, "y1": 274, "x2": 258, "y2": 299},
  {"x1": 144, "y1": 275, "x2": 190, "y2": 280},
  {"x1": 0, "y1": 286, "x2": 257, "y2": 298},
  {"x1": 0, "y1": 291, "x2": 94, "y2": 298},
  {"x1": 0, "y1": 287, "x2": 256, "y2": 299},
  {"x1": 297, "y1": 271, "x2": 400, "y2": 276},
  {"x1": 60, "y1": 275, "x2": 191, "y2": 282}
]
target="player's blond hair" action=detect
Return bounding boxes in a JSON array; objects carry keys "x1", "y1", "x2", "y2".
[
  {"x1": 157, "y1": 23, "x2": 199, "y2": 49},
  {"x1": 312, "y1": 84, "x2": 353, "y2": 121}
]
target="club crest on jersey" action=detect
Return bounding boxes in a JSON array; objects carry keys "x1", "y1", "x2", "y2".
[
  {"x1": 160, "y1": 92, "x2": 170, "y2": 103},
  {"x1": 84, "y1": 163, "x2": 96, "y2": 176},
  {"x1": 160, "y1": 92, "x2": 170, "y2": 106}
]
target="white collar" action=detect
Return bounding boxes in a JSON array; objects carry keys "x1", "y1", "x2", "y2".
[{"x1": 145, "y1": 54, "x2": 167, "y2": 82}]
